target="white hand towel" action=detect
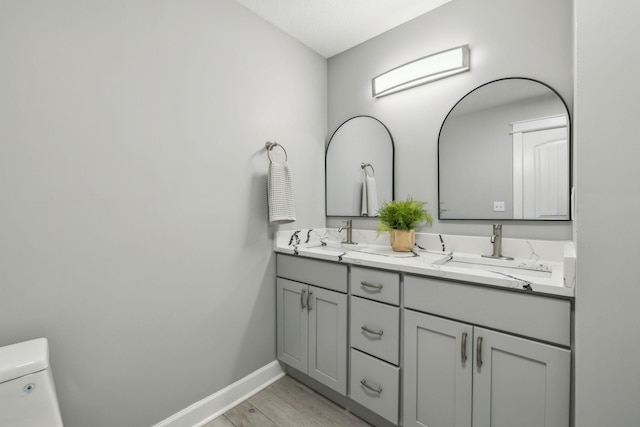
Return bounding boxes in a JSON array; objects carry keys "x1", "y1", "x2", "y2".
[
  {"x1": 365, "y1": 174, "x2": 379, "y2": 216},
  {"x1": 268, "y1": 161, "x2": 296, "y2": 224},
  {"x1": 361, "y1": 169, "x2": 380, "y2": 216},
  {"x1": 361, "y1": 169, "x2": 369, "y2": 216}
]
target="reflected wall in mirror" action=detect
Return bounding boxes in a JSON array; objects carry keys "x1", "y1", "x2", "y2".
[
  {"x1": 326, "y1": 116, "x2": 394, "y2": 217},
  {"x1": 438, "y1": 78, "x2": 571, "y2": 220}
]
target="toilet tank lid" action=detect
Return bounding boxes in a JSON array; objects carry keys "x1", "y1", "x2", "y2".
[{"x1": 0, "y1": 338, "x2": 50, "y2": 384}]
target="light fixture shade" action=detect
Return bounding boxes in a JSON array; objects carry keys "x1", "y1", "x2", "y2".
[{"x1": 372, "y1": 45, "x2": 470, "y2": 98}]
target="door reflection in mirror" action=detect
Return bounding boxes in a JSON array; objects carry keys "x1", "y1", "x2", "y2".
[{"x1": 512, "y1": 115, "x2": 568, "y2": 219}]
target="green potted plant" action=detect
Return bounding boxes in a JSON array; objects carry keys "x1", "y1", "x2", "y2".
[{"x1": 377, "y1": 197, "x2": 433, "y2": 252}]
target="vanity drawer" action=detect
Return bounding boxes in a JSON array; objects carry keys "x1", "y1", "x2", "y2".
[
  {"x1": 404, "y1": 275, "x2": 571, "y2": 346},
  {"x1": 350, "y1": 296, "x2": 399, "y2": 365},
  {"x1": 350, "y1": 348, "x2": 399, "y2": 424},
  {"x1": 350, "y1": 266, "x2": 399, "y2": 305},
  {"x1": 277, "y1": 254, "x2": 347, "y2": 293}
]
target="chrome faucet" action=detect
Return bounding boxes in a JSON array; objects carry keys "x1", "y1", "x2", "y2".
[
  {"x1": 482, "y1": 224, "x2": 513, "y2": 260},
  {"x1": 338, "y1": 219, "x2": 357, "y2": 245}
]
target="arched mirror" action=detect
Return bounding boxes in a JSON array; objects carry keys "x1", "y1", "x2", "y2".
[
  {"x1": 438, "y1": 78, "x2": 571, "y2": 220},
  {"x1": 326, "y1": 116, "x2": 394, "y2": 217}
]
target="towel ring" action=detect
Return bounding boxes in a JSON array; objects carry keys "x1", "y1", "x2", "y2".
[
  {"x1": 266, "y1": 141, "x2": 287, "y2": 162},
  {"x1": 361, "y1": 162, "x2": 375, "y2": 177}
]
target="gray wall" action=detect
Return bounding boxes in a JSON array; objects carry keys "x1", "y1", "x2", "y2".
[
  {"x1": 327, "y1": 0, "x2": 574, "y2": 239},
  {"x1": 0, "y1": 1, "x2": 326, "y2": 426},
  {"x1": 440, "y1": 102, "x2": 516, "y2": 219},
  {"x1": 574, "y1": 0, "x2": 640, "y2": 425}
]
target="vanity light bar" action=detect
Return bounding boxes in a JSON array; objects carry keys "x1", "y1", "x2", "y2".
[{"x1": 372, "y1": 45, "x2": 470, "y2": 98}]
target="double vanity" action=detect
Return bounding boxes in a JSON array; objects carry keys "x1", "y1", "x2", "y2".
[
  {"x1": 274, "y1": 228, "x2": 574, "y2": 427},
  {"x1": 299, "y1": 74, "x2": 575, "y2": 426}
]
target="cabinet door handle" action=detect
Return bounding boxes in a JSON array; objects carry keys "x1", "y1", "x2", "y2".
[
  {"x1": 300, "y1": 290, "x2": 306, "y2": 309},
  {"x1": 361, "y1": 325, "x2": 384, "y2": 336},
  {"x1": 461, "y1": 332, "x2": 468, "y2": 364},
  {"x1": 476, "y1": 336, "x2": 483, "y2": 368},
  {"x1": 307, "y1": 291, "x2": 313, "y2": 311},
  {"x1": 360, "y1": 379, "x2": 382, "y2": 394},
  {"x1": 360, "y1": 281, "x2": 383, "y2": 290}
]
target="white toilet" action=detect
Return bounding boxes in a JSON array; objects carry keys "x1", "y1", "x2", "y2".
[{"x1": 0, "y1": 338, "x2": 64, "y2": 426}]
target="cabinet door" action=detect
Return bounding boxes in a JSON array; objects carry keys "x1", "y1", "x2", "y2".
[
  {"x1": 404, "y1": 310, "x2": 473, "y2": 427},
  {"x1": 308, "y1": 285, "x2": 347, "y2": 394},
  {"x1": 276, "y1": 278, "x2": 308, "y2": 373},
  {"x1": 472, "y1": 327, "x2": 570, "y2": 427}
]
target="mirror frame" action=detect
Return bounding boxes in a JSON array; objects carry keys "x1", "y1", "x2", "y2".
[
  {"x1": 437, "y1": 77, "x2": 572, "y2": 221},
  {"x1": 325, "y1": 115, "x2": 395, "y2": 217}
]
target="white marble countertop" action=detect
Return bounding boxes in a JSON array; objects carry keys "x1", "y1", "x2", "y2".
[{"x1": 274, "y1": 228, "x2": 576, "y2": 298}]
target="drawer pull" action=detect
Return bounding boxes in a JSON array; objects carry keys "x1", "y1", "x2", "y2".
[
  {"x1": 361, "y1": 325, "x2": 384, "y2": 336},
  {"x1": 477, "y1": 336, "x2": 483, "y2": 368},
  {"x1": 360, "y1": 379, "x2": 382, "y2": 394},
  {"x1": 300, "y1": 290, "x2": 306, "y2": 309},
  {"x1": 361, "y1": 281, "x2": 383, "y2": 290},
  {"x1": 461, "y1": 332, "x2": 468, "y2": 364},
  {"x1": 307, "y1": 291, "x2": 313, "y2": 311}
]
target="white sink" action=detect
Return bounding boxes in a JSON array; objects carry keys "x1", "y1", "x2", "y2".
[
  {"x1": 298, "y1": 242, "x2": 442, "y2": 261},
  {"x1": 297, "y1": 244, "x2": 349, "y2": 258},
  {"x1": 300, "y1": 241, "x2": 417, "y2": 258},
  {"x1": 354, "y1": 246, "x2": 418, "y2": 258},
  {"x1": 440, "y1": 255, "x2": 554, "y2": 279}
]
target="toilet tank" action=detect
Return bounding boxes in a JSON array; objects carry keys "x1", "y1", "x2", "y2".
[{"x1": 0, "y1": 338, "x2": 64, "y2": 427}]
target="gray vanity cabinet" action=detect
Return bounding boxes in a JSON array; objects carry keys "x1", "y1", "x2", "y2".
[
  {"x1": 403, "y1": 275, "x2": 571, "y2": 427},
  {"x1": 276, "y1": 255, "x2": 348, "y2": 395},
  {"x1": 275, "y1": 254, "x2": 573, "y2": 427}
]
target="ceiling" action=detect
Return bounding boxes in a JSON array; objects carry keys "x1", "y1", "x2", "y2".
[{"x1": 232, "y1": 0, "x2": 454, "y2": 58}]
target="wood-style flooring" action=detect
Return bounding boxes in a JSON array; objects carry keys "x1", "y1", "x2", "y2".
[{"x1": 203, "y1": 375, "x2": 372, "y2": 427}]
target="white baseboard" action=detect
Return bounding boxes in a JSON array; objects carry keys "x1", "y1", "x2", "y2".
[{"x1": 152, "y1": 360, "x2": 285, "y2": 427}]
